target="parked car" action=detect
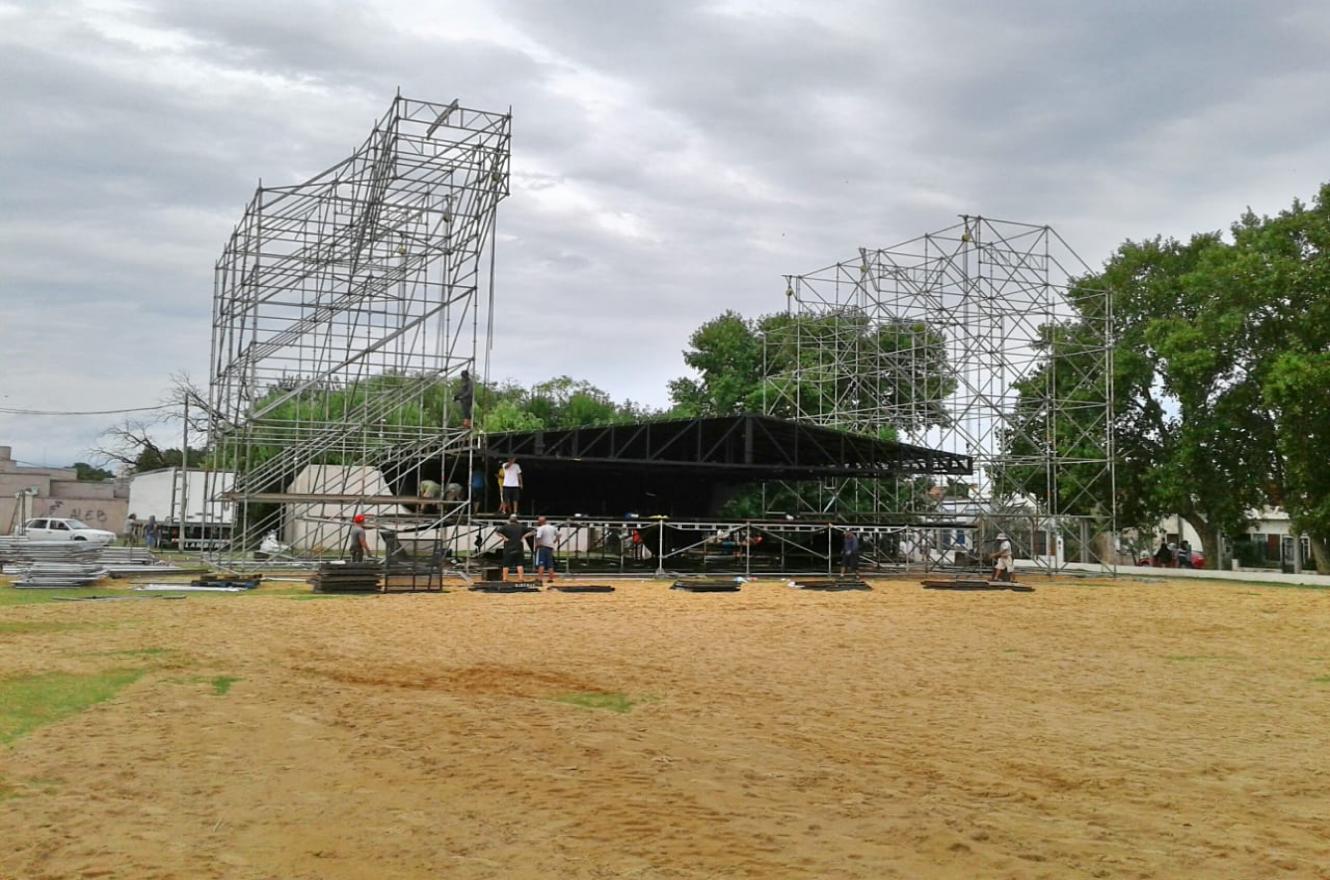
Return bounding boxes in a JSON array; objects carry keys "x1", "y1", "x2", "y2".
[{"x1": 22, "y1": 517, "x2": 116, "y2": 545}]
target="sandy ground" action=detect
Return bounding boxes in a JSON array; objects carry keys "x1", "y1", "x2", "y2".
[{"x1": 1, "y1": 574, "x2": 1329, "y2": 879}]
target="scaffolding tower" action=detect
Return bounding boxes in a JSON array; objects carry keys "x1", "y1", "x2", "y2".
[
  {"x1": 204, "y1": 95, "x2": 510, "y2": 565},
  {"x1": 763, "y1": 216, "x2": 1115, "y2": 572}
]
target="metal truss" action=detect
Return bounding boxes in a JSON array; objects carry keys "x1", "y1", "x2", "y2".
[
  {"x1": 763, "y1": 216, "x2": 1116, "y2": 572},
  {"x1": 405, "y1": 514, "x2": 981, "y2": 577},
  {"x1": 203, "y1": 94, "x2": 510, "y2": 563}
]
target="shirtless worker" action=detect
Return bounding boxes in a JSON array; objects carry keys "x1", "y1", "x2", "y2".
[{"x1": 497, "y1": 514, "x2": 535, "y2": 582}]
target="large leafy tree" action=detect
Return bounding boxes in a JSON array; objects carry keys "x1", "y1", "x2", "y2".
[
  {"x1": 667, "y1": 311, "x2": 767, "y2": 416},
  {"x1": 1009, "y1": 233, "x2": 1276, "y2": 567},
  {"x1": 1206, "y1": 187, "x2": 1330, "y2": 569},
  {"x1": 1004, "y1": 187, "x2": 1330, "y2": 570}
]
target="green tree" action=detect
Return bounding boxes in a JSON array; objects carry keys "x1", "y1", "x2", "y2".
[
  {"x1": 1124, "y1": 234, "x2": 1281, "y2": 565},
  {"x1": 999, "y1": 193, "x2": 1330, "y2": 570},
  {"x1": 72, "y1": 462, "x2": 114, "y2": 481},
  {"x1": 1205, "y1": 186, "x2": 1330, "y2": 570},
  {"x1": 667, "y1": 311, "x2": 765, "y2": 416},
  {"x1": 1265, "y1": 352, "x2": 1330, "y2": 568},
  {"x1": 525, "y1": 376, "x2": 636, "y2": 428},
  {"x1": 480, "y1": 399, "x2": 545, "y2": 433},
  {"x1": 1006, "y1": 234, "x2": 1276, "y2": 567},
  {"x1": 225, "y1": 371, "x2": 648, "y2": 475}
]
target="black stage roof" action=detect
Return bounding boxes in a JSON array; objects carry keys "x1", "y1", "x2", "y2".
[{"x1": 464, "y1": 414, "x2": 971, "y2": 518}]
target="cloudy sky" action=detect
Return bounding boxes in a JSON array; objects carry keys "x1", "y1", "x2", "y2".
[{"x1": 2, "y1": 0, "x2": 1328, "y2": 467}]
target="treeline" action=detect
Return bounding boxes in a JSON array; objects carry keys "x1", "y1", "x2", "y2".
[{"x1": 474, "y1": 376, "x2": 654, "y2": 432}]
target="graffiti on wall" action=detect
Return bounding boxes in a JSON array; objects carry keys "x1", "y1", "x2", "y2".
[{"x1": 36, "y1": 498, "x2": 126, "y2": 528}]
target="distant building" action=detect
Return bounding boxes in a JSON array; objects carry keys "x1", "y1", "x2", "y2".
[
  {"x1": 1151, "y1": 508, "x2": 1310, "y2": 569},
  {"x1": 0, "y1": 445, "x2": 129, "y2": 535}
]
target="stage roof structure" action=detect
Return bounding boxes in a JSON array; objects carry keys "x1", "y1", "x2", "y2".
[
  {"x1": 481, "y1": 414, "x2": 971, "y2": 478},
  {"x1": 471, "y1": 414, "x2": 971, "y2": 517}
]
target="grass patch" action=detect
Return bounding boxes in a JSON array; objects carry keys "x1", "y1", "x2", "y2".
[
  {"x1": 1312, "y1": 675, "x2": 1330, "y2": 684},
  {"x1": 286, "y1": 593, "x2": 364, "y2": 600},
  {"x1": 210, "y1": 676, "x2": 240, "y2": 696},
  {"x1": 0, "y1": 620, "x2": 95, "y2": 635},
  {"x1": 553, "y1": 692, "x2": 636, "y2": 713},
  {"x1": 88, "y1": 647, "x2": 173, "y2": 659},
  {"x1": 0, "y1": 588, "x2": 127, "y2": 607},
  {"x1": 0, "y1": 669, "x2": 145, "y2": 745},
  {"x1": 1165, "y1": 655, "x2": 1240, "y2": 662}
]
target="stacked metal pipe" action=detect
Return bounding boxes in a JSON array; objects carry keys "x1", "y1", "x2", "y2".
[
  {"x1": 13, "y1": 562, "x2": 108, "y2": 588},
  {"x1": 1, "y1": 537, "x2": 108, "y2": 587}
]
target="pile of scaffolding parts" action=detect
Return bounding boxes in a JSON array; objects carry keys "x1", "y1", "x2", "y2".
[
  {"x1": 0, "y1": 536, "x2": 108, "y2": 588},
  {"x1": 95, "y1": 546, "x2": 187, "y2": 577}
]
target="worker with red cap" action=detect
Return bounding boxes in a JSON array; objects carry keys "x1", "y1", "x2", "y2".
[{"x1": 348, "y1": 513, "x2": 370, "y2": 562}]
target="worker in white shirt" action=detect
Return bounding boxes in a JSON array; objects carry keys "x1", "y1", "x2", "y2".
[
  {"x1": 534, "y1": 515, "x2": 558, "y2": 583},
  {"x1": 500, "y1": 456, "x2": 523, "y2": 515},
  {"x1": 991, "y1": 532, "x2": 1014, "y2": 582}
]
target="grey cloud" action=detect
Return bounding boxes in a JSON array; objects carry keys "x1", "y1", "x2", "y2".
[{"x1": 3, "y1": 0, "x2": 1329, "y2": 465}]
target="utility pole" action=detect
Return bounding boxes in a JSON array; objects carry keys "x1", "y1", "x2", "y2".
[{"x1": 180, "y1": 396, "x2": 189, "y2": 552}]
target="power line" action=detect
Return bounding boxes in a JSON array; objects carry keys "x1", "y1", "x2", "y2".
[{"x1": 0, "y1": 403, "x2": 175, "y2": 417}]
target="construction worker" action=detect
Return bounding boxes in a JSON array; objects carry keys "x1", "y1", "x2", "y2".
[
  {"x1": 419, "y1": 479, "x2": 442, "y2": 513},
  {"x1": 534, "y1": 515, "x2": 558, "y2": 583},
  {"x1": 840, "y1": 528, "x2": 860, "y2": 576},
  {"x1": 500, "y1": 456, "x2": 522, "y2": 515},
  {"x1": 991, "y1": 532, "x2": 1014, "y2": 582},
  {"x1": 454, "y1": 369, "x2": 475, "y2": 430},
  {"x1": 497, "y1": 514, "x2": 534, "y2": 582},
  {"x1": 349, "y1": 513, "x2": 370, "y2": 563}
]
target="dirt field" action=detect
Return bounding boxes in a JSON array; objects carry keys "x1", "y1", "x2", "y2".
[{"x1": 1, "y1": 573, "x2": 1328, "y2": 880}]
